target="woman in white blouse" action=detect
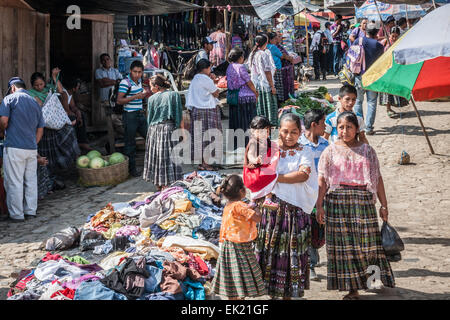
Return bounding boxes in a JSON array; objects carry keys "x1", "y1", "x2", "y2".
[
  {"x1": 255, "y1": 113, "x2": 317, "y2": 299},
  {"x1": 248, "y1": 35, "x2": 279, "y2": 127},
  {"x1": 186, "y1": 59, "x2": 222, "y2": 171}
]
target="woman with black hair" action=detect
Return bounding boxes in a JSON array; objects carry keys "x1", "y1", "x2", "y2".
[
  {"x1": 317, "y1": 111, "x2": 395, "y2": 300},
  {"x1": 186, "y1": 59, "x2": 222, "y2": 171},
  {"x1": 226, "y1": 47, "x2": 258, "y2": 138},
  {"x1": 255, "y1": 113, "x2": 317, "y2": 299},
  {"x1": 209, "y1": 23, "x2": 227, "y2": 67},
  {"x1": 30, "y1": 71, "x2": 80, "y2": 190},
  {"x1": 143, "y1": 75, "x2": 183, "y2": 190},
  {"x1": 249, "y1": 35, "x2": 278, "y2": 127}
]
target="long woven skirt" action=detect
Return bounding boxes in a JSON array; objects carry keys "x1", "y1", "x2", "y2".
[
  {"x1": 211, "y1": 240, "x2": 266, "y2": 298},
  {"x1": 325, "y1": 188, "x2": 395, "y2": 291},
  {"x1": 281, "y1": 64, "x2": 295, "y2": 102},
  {"x1": 143, "y1": 121, "x2": 182, "y2": 187},
  {"x1": 256, "y1": 89, "x2": 279, "y2": 127},
  {"x1": 190, "y1": 106, "x2": 222, "y2": 164},
  {"x1": 228, "y1": 100, "x2": 256, "y2": 133},
  {"x1": 38, "y1": 125, "x2": 80, "y2": 171},
  {"x1": 255, "y1": 195, "x2": 311, "y2": 298},
  {"x1": 274, "y1": 69, "x2": 285, "y2": 103}
]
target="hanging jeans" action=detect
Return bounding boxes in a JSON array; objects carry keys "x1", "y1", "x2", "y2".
[
  {"x1": 353, "y1": 75, "x2": 379, "y2": 133},
  {"x1": 332, "y1": 43, "x2": 344, "y2": 75},
  {"x1": 123, "y1": 110, "x2": 148, "y2": 172}
]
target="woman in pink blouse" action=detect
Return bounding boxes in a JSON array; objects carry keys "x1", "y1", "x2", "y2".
[{"x1": 316, "y1": 111, "x2": 395, "y2": 300}]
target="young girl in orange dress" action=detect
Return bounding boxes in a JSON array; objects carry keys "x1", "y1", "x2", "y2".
[{"x1": 211, "y1": 175, "x2": 266, "y2": 299}]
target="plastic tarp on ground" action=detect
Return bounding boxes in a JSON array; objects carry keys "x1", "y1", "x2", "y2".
[{"x1": 24, "y1": 0, "x2": 201, "y2": 15}]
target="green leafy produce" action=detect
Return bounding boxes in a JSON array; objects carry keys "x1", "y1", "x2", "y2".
[
  {"x1": 109, "y1": 152, "x2": 125, "y2": 165},
  {"x1": 77, "y1": 156, "x2": 90, "y2": 168},
  {"x1": 86, "y1": 150, "x2": 102, "y2": 160}
]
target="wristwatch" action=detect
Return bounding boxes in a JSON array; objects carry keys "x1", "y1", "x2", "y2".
[{"x1": 380, "y1": 206, "x2": 388, "y2": 210}]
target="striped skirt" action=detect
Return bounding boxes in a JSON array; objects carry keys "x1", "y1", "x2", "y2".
[
  {"x1": 228, "y1": 100, "x2": 256, "y2": 133},
  {"x1": 281, "y1": 65, "x2": 295, "y2": 102},
  {"x1": 255, "y1": 195, "x2": 311, "y2": 298},
  {"x1": 211, "y1": 240, "x2": 266, "y2": 298},
  {"x1": 256, "y1": 89, "x2": 279, "y2": 127},
  {"x1": 37, "y1": 165, "x2": 54, "y2": 200},
  {"x1": 38, "y1": 125, "x2": 80, "y2": 171},
  {"x1": 143, "y1": 121, "x2": 182, "y2": 187},
  {"x1": 190, "y1": 106, "x2": 222, "y2": 164},
  {"x1": 274, "y1": 69, "x2": 285, "y2": 103},
  {"x1": 325, "y1": 188, "x2": 395, "y2": 291}
]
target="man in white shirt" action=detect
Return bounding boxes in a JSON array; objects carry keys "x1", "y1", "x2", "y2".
[
  {"x1": 196, "y1": 37, "x2": 216, "y2": 64},
  {"x1": 95, "y1": 53, "x2": 123, "y2": 103}
]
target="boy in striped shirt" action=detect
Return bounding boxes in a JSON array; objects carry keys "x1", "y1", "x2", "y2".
[
  {"x1": 324, "y1": 84, "x2": 369, "y2": 145},
  {"x1": 117, "y1": 60, "x2": 148, "y2": 177}
]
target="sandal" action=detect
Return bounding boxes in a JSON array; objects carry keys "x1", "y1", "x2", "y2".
[{"x1": 387, "y1": 110, "x2": 398, "y2": 118}]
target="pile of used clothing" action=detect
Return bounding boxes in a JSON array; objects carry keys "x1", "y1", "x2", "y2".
[{"x1": 7, "y1": 171, "x2": 226, "y2": 300}]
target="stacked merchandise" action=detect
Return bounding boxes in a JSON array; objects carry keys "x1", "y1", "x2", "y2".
[{"x1": 7, "y1": 171, "x2": 228, "y2": 301}]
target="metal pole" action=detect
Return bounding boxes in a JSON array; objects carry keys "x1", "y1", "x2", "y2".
[
  {"x1": 304, "y1": 12, "x2": 310, "y2": 65},
  {"x1": 410, "y1": 97, "x2": 435, "y2": 154},
  {"x1": 405, "y1": 4, "x2": 410, "y2": 29},
  {"x1": 374, "y1": 0, "x2": 391, "y2": 46}
]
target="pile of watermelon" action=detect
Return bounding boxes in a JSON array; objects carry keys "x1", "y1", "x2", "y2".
[{"x1": 77, "y1": 151, "x2": 125, "y2": 169}]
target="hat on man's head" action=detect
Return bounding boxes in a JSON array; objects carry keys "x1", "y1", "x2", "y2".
[
  {"x1": 6, "y1": 77, "x2": 25, "y2": 95},
  {"x1": 384, "y1": 15, "x2": 395, "y2": 24},
  {"x1": 202, "y1": 36, "x2": 217, "y2": 46}
]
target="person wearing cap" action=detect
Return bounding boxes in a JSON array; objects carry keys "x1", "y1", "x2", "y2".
[
  {"x1": 349, "y1": 18, "x2": 368, "y2": 43},
  {"x1": 0, "y1": 78, "x2": 45, "y2": 222},
  {"x1": 352, "y1": 22, "x2": 385, "y2": 136},
  {"x1": 378, "y1": 15, "x2": 396, "y2": 41},
  {"x1": 209, "y1": 24, "x2": 227, "y2": 67},
  {"x1": 196, "y1": 36, "x2": 216, "y2": 64}
]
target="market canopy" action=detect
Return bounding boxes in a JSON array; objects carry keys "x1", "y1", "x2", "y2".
[
  {"x1": 205, "y1": 0, "x2": 320, "y2": 20},
  {"x1": 24, "y1": 0, "x2": 202, "y2": 15},
  {"x1": 356, "y1": 0, "x2": 427, "y2": 20}
]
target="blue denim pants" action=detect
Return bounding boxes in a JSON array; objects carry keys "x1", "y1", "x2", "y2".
[
  {"x1": 333, "y1": 43, "x2": 344, "y2": 75},
  {"x1": 123, "y1": 110, "x2": 148, "y2": 171},
  {"x1": 353, "y1": 75, "x2": 378, "y2": 132}
]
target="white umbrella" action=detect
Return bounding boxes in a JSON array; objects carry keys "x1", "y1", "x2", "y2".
[{"x1": 393, "y1": 3, "x2": 450, "y2": 64}]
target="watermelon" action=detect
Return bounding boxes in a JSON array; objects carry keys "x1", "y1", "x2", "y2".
[
  {"x1": 109, "y1": 152, "x2": 125, "y2": 165},
  {"x1": 77, "y1": 155, "x2": 90, "y2": 168},
  {"x1": 89, "y1": 157, "x2": 105, "y2": 169},
  {"x1": 87, "y1": 150, "x2": 102, "y2": 160}
]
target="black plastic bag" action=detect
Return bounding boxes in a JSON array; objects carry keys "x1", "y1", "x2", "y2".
[
  {"x1": 381, "y1": 222, "x2": 405, "y2": 256},
  {"x1": 44, "y1": 227, "x2": 80, "y2": 251},
  {"x1": 79, "y1": 229, "x2": 105, "y2": 251}
]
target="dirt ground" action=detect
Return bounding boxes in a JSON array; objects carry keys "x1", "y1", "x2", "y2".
[{"x1": 1, "y1": 77, "x2": 449, "y2": 300}]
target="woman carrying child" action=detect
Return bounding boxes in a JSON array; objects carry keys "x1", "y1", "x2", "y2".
[
  {"x1": 211, "y1": 175, "x2": 266, "y2": 300},
  {"x1": 143, "y1": 74, "x2": 183, "y2": 190},
  {"x1": 317, "y1": 111, "x2": 395, "y2": 300},
  {"x1": 255, "y1": 113, "x2": 318, "y2": 299}
]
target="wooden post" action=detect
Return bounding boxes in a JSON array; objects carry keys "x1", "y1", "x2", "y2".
[
  {"x1": 229, "y1": 12, "x2": 235, "y2": 53},
  {"x1": 224, "y1": 9, "x2": 229, "y2": 59},
  {"x1": 410, "y1": 98, "x2": 435, "y2": 155},
  {"x1": 405, "y1": 4, "x2": 410, "y2": 29},
  {"x1": 432, "y1": 0, "x2": 437, "y2": 9}
]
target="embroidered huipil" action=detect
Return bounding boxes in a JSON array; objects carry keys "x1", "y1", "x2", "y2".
[
  {"x1": 249, "y1": 50, "x2": 275, "y2": 91},
  {"x1": 318, "y1": 143, "x2": 381, "y2": 201},
  {"x1": 219, "y1": 201, "x2": 257, "y2": 243},
  {"x1": 226, "y1": 63, "x2": 256, "y2": 104}
]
